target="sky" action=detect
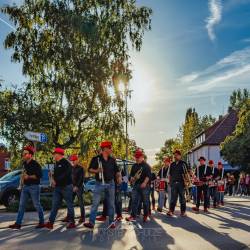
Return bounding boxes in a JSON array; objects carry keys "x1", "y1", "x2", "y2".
[{"x1": 1, "y1": 0, "x2": 250, "y2": 164}]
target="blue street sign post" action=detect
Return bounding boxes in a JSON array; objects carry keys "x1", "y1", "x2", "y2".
[{"x1": 24, "y1": 131, "x2": 48, "y2": 143}]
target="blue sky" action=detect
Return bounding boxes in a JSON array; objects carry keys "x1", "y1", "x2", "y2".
[{"x1": 1, "y1": 0, "x2": 250, "y2": 164}]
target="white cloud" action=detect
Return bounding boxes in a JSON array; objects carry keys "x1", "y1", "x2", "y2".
[
  {"x1": 179, "y1": 72, "x2": 199, "y2": 83},
  {"x1": 206, "y1": 0, "x2": 222, "y2": 41},
  {"x1": 179, "y1": 46, "x2": 250, "y2": 92}
]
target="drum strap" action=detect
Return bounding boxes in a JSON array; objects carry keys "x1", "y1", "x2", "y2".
[
  {"x1": 212, "y1": 166, "x2": 215, "y2": 175},
  {"x1": 204, "y1": 165, "x2": 207, "y2": 176},
  {"x1": 221, "y1": 168, "x2": 224, "y2": 180}
]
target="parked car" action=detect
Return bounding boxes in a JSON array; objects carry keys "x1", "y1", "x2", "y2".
[
  {"x1": 0, "y1": 169, "x2": 52, "y2": 207},
  {"x1": 84, "y1": 178, "x2": 96, "y2": 193}
]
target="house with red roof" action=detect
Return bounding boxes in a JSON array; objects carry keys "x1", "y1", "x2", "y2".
[{"x1": 187, "y1": 109, "x2": 239, "y2": 170}]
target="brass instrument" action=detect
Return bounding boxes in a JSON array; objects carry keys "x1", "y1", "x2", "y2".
[
  {"x1": 98, "y1": 157, "x2": 105, "y2": 185},
  {"x1": 182, "y1": 164, "x2": 192, "y2": 201},
  {"x1": 131, "y1": 167, "x2": 143, "y2": 186},
  {"x1": 18, "y1": 169, "x2": 27, "y2": 190}
]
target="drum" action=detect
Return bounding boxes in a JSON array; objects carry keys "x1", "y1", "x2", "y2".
[
  {"x1": 217, "y1": 180, "x2": 225, "y2": 192},
  {"x1": 193, "y1": 180, "x2": 203, "y2": 186},
  {"x1": 208, "y1": 180, "x2": 215, "y2": 187},
  {"x1": 155, "y1": 179, "x2": 166, "y2": 191}
]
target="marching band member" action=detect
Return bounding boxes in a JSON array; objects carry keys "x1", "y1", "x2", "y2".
[
  {"x1": 84, "y1": 141, "x2": 122, "y2": 229},
  {"x1": 192, "y1": 156, "x2": 211, "y2": 213},
  {"x1": 167, "y1": 150, "x2": 188, "y2": 217},
  {"x1": 70, "y1": 154, "x2": 85, "y2": 223},
  {"x1": 44, "y1": 148, "x2": 76, "y2": 229},
  {"x1": 126, "y1": 150, "x2": 151, "y2": 222},
  {"x1": 207, "y1": 160, "x2": 218, "y2": 208},
  {"x1": 9, "y1": 146, "x2": 44, "y2": 230},
  {"x1": 157, "y1": 157, "x2": 171, "y2": 212},
  {"x1": 216, "y1": 161, "x2": 225, "y2": 206}
]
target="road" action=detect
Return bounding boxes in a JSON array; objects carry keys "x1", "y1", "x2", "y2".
[{"x1": 0, "y1": 196, "x2": 249, "y2": 250}]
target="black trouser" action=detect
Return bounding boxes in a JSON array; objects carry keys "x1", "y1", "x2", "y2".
[
  {"x1": 228, "y1": 184, "x2": 233, "y2": 196},
  {"x1": 196, "y1": 185, "x2": 209, "y2": 209},
  {"x1": 170, "y1": 182, "x2": 186, "y2": 213},
  {"x1": 75, "y1": 186, "x2": 85, "y2": 218},
  {"x1": 208, "y1": 186, "x2": 217, "y2": 207}
]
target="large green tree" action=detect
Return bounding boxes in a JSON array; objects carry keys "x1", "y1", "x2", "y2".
[
  {"x1": 0, "y1": 0, "x2": 152, "y2": 160},
  {"x1": 229, "y1": 88, "x2": 250, "y2": 110},
  {"x1": 221, "y1": 99, "x2": 250, "y2": 172}
]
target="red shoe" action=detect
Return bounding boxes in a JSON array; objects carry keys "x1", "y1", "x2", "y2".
[
  {"x1": 78, "y1": 217, "x2": 85, "y2": 224},
  {"x1": 84, "y1": 222, "x2": 94, "y2": 229},
  {"x1": 44, "y1": 222, "x2": 53, "y2": 230},
  {"x1": 192, "y1": 207, "x2": 199, "y2": 213},
  {"x1": 35, "y1": 223, "x2": 45, "y2": 229},
  {"x1": 221, "y1": 202, "x2": 224, "y2": 206},
  {"x1": 9, "y1": 223, "x2": 21, "y2": 230},
  {"x1": 167, "y1": 211, "x2": 174, "y2": 217},
  {"x1": 125, "y1": 216, "x2": 136, "y2": 222},
  {"x1": 148, "y1": 210, "x2": 151, "y2": 216},
  {"x1": 143, "y1": 215, "x2": 148, "y2": 223},
  {"x1": 110, "y1": 223, "x2": 116, "y2": 229},
  {"x1": 213, "y1": 205, "x2": 217, "y2": 208},
  {"x1": 66, "y1": 222, "x2": 76, "y2": 229},
  {"x1": 115, "y1": 216, "x2": 123, "y2": 222},
  {"x1": 204, "y1": 208, "x2": 209, "y2": 213},
  {"x1": 180, "y1": 212, "x2": 187, "y2": 217},
  {"x1": 62, "y1": 216, "x2": 70, "y2": 223},
  {"x1": 96, "y1": 215, "x2": 106, "y2": 222}
]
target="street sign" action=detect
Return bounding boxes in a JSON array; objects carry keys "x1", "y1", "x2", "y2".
[{"x1": 24, "y1": 131, "x2": 48, "y2": 143}]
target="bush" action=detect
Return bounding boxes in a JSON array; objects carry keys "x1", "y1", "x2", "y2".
[{"x1": 6, "y1": 191, "x2": 93, "y2": 212}]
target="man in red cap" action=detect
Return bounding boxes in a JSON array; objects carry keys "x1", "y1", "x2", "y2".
[
  {"x1": 216, "y1": 161, "x2": 225, "y2": 206},
  {"x1": 84, "y1": 141, "x2": 122, "y2": 229},
  {"x1": 156, "y1": 157, "x2": 171, "y2": 212},
  {"x1": 207, "y1": 160, "x2": 218, "y2": 208},
  {"x1": 126, "y1": 149, "x2": 151, "y2": 223},
  {"x1": 9, "y1": 146, "x2": 44, "y2": 230},
  {"x1": 192, "y1": 156, "x2": 211, "y2": 213},
  {"x1": 167, "y1": 150, "x2": 189, "y2": 217},
  {"x1": 62, "y1": 154, "x2": 85, "y2": 224},
  {"x1": 44, "y1": 148, "x2": 75, "y2": 229}
]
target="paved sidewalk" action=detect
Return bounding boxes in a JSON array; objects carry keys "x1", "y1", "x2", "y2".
[{"x1": 0, "y1": 197, "x2": 249, "y2": 250}]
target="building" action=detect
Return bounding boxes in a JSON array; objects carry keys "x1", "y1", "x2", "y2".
[{"x1": 187, "y1": 109, "x2": 238, "y2": 170}]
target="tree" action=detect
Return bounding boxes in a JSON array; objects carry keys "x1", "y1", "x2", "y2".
[
  {"x1": 221, "y1": 100, "x2": 250, "y2": 173},
  {"x1": 229, "y1": 88, "x2": 250, "y2": 110},
  {"x1": 0, "y1": 0, "x2": 152, "y2": 161}
]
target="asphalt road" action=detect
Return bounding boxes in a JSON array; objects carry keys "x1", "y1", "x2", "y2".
[{"x1": 0, "y1": 196, "x2": 249, "y2": 250}]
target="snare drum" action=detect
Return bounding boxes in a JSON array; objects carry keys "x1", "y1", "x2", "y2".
[
  {"x1": 208, "y1": 180, "x2": 215, "y2": 187},
  {"x1": 155, "y1": 179, "x2": 166, "y2": 191},
  {"x1": 193, "y1": 181, "x2": 203, "y2": 186},
  {"x1": 217, "y1": 180, "x2": 225, "y2": 192}
]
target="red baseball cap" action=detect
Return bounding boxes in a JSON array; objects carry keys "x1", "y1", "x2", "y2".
[
  {"x1": 53, "y1": 147, "x2": 65, "y2": 155},
  {"x1": 100, "y1": 141, "x2": 112, "y2": 148},
  {"x1": 163, "y1": 157, "x2": 171, "y2": 163},
  {"x1": 208, "y1": 160, "x2": 214, "y2": 165},
  {"x1": 23, "y1": 146, "x2": 35, "y2": 155},
  {"x1": 69, "y1": 154, "x2": 78, "y2": 161},
  {"x1": 218, "y1": 161, "x2": 223, "y2": 166},
  {"x1": 134, "y1": 150, "x2": 144, "y2": 159}
]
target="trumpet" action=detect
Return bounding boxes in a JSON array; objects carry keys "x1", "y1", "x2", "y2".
[
  {"x1": 18, "y1": 169, "x2": 27, "y2": 190},
  {"x1": 98, "y1": 157, "x2": 105, "y2": 185},
  {"x1": 131, "y1": 167, "x2": 143, "y2": 186}
]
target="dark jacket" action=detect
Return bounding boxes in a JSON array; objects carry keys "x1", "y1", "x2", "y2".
[
  {"x1": 54, "y1": 158, "x2": 72, "y2": 187},
  {"x1": 72, "y1": 165, "x2": 85, "y2": 188}
]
